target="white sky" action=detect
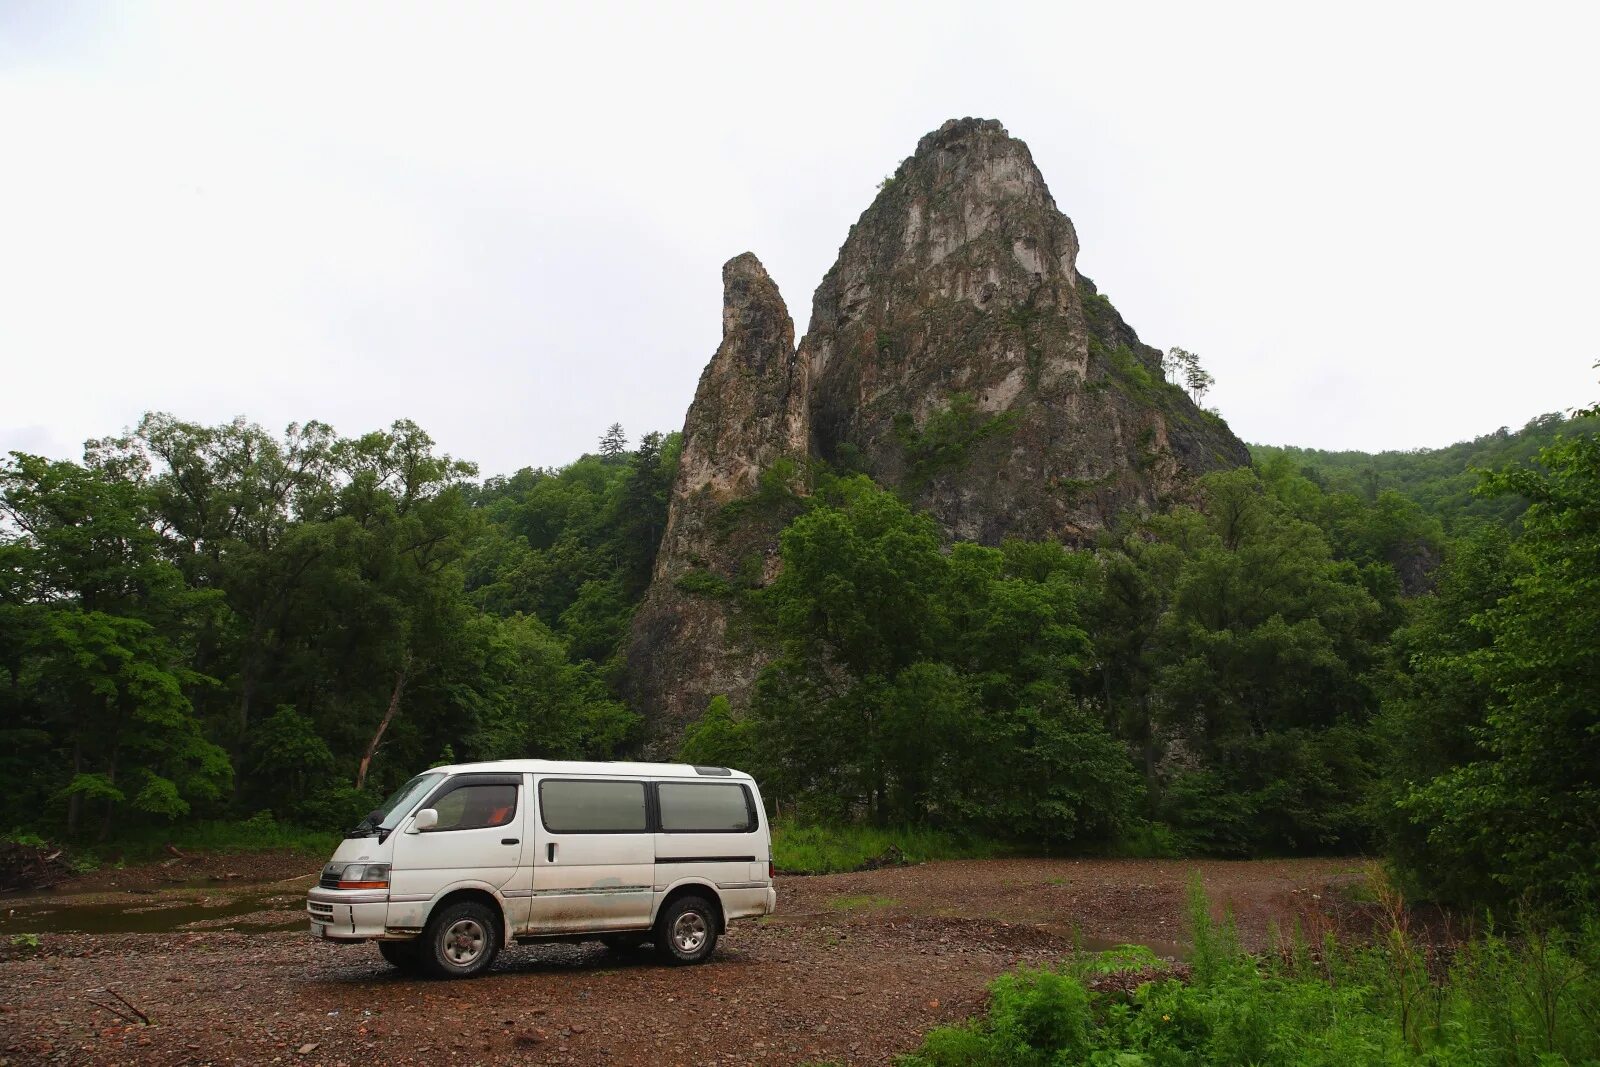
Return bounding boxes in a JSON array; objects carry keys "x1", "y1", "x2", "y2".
[{"x1": 3, "y1": 1, "x2": 1597, "y2": 476}]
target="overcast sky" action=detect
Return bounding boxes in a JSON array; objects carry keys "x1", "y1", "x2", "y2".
[{"x1": 4, "y1": 2, "x2": 1597, "y2": 477}]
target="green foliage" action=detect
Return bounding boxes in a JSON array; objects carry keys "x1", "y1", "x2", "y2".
[
  {"x1": 770, "y1": 819, "x2": 1005, "y2": 875},
  {"x1": 1386, "y1": 419, "x2": 1600, "y2": 908},
  {"x1": 678, "y1": 696, "x2": 754, "y2": 769},
  {"x1": 103, "y1": 811, "x2": 342, "y2": 861},
  {"x1": 1252, "y1": 409, "x2": 1600, "y2": 531},
  {"x1": 903, "y1": 887, "x2": 1600, "y2": 1066},
  {"x1": 0, "y1": 414, "x2": 669, "y2": 844},
  {"x1": 674, "y1": 569, "x2": 735, "y2": 597},
  {"x1": 892, "y1": 394, "x2": 1018, "y2": 489},
  {"x1": 1096, "y1": 467, "x2": 1387, "y2": 855},
  {"x1": 742, "y1": 476, "x2": 1137, "y2": 843}
]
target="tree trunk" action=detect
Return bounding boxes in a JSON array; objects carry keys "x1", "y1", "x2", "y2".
[
  {"x1": 356, "y1": 651, "x2": 411, "y2": 792},
  {"x1": 67, "y1": 740, "x2": 82, "y2": 837},
  {"x1": 99, "y1": 749, "x2": 118, "y2": 842}
]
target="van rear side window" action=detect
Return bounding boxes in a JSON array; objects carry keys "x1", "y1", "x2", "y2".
[
  {"x1": 658, "y1": 782, "x2": 755, "y2": 832},
  {"x1": 539, "y1": 779, "x2": 648, "y2": 833}
]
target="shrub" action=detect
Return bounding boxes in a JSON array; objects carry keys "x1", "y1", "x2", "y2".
[{"x1": 901, "y1": 886, "x2": 1600, "y2": 1066}]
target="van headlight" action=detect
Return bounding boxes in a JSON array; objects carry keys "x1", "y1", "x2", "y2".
[{"x1": 329, "y1": 862, "x2": 390, "y2": 890}]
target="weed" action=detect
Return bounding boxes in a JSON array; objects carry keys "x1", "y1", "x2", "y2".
[
  {"x1": 771, "y1": 820, "x2": 1005, "y2": 875},
  {"x1": 900, "y1": 885, "x2": 1600, "y2": 1065},
  {"x1": 828, "y1": 894, "x2": 897, "y2": 912}
]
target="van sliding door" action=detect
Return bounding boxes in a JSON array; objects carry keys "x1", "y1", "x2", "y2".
[{"x1": 528, "y1": 777, "x2": 654, "y2": 933}]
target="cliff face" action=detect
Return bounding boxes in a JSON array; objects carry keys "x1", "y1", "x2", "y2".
[
  {"x1": 627, "y1": 118, "x2": 1251, "y2": 744},
  {"x1": 803, "y1": 118, "x2": 1249, "y2": 542},
  {"x1": 624, "y1": 254, "x2": 806, "y2": 742}
]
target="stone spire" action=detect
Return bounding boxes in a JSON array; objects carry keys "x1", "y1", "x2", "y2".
[{"x1": 625, "y1": 253, "x2": 807, "y2": 744}]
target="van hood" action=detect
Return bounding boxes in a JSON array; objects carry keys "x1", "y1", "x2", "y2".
[{"x1": 327, "y1": 836, "x2": 395, "y2": 865}]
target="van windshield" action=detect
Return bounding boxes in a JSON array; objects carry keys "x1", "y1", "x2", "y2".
[{"x1": 349, "y1": 772, "x2": 445, "y2": 836}]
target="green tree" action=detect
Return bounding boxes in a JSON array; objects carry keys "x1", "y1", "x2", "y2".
[
  {"x1": 0, "y1": 453, "x2": 230, "y2": 837},
  {"x1": 1139, "y1": 469, "x2": 1384, "y2": 853},
  {"x1": 1398, "y1": 410, "x2": 1600, "y2": 906},
  {"x1": 743, "y1": 475, "x2": 1135, "y2": 842}
]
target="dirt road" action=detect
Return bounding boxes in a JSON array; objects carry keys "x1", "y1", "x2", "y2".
[{"x1": 0, "y1": 854, "x2": 1367, "y2": 1066}]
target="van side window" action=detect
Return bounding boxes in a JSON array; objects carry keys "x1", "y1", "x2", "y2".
[
  {"x1": 658, "y1": 782, "x2": 755, "y2": 833},
  {"x1": 539, "y1": 780, "x2": 648, "y2": 833},
  {"x1": 429, "y1": 784, "x2": 518, "y2": 832}
]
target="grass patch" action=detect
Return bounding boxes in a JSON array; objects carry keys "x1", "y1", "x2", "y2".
[
  {"x1": 1107, "y1": 819, "x2": 1187, "y2": 858},
  {"x1": 829, "y1": 893, "x2": 898, "y2": 912},
  {"x1": 94, "y1": 813, "x2": 341, "y2": 866},
  {"x1": 772, "y1": 819, "x2": 1005, "y2": 875},
  {"x1": 900, "y1": 883, "x2": 1600, "y2": 1065}
]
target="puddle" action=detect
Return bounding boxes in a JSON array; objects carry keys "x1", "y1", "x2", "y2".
[{"x1": 0, "y1": 891, "x2": 306, "y2": 935}]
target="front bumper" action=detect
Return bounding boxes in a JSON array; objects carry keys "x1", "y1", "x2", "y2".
[{"x1": 306, "y1": 887, "x2": 389, "y2": 940}]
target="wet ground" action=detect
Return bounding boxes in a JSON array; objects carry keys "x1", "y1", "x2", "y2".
[
  {"x1": 0, "y1": 854, "x2": 1368, "y2": 1065},
  {"x1": 2, "y1": 886, "x2": 308, "y2": 936}
]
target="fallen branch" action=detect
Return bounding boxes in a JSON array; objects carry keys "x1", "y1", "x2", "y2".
[
  {"x1": 107, "y1": 988, "x2": 150, "y2": 1025},
  {"x1": 87, "y1": 988, "x2": 150, "y2": 1026}
]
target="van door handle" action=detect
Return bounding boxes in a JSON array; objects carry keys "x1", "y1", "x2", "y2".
[
  {"x1": 547, "y1": 843, "x2": 557, "y2": 863},
  {"x1": 501, "y1": 838, "x2": 519, "y2": 845}
]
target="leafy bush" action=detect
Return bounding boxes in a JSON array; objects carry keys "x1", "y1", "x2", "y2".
[
  {"x1": 104, "y1": 812, "x2": 341, "y2": 861},
  {"x1": 901, "y1": 886, "x2": 1600, "y2": 1066},
  {"x1": 771, "y1": 820, "x2": 1004, "y2": 875}
]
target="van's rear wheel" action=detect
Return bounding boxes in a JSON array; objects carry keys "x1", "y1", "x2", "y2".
[
  {"x1": 420, "y1": 900, "x2": 501, "y2": 979},
  {"x1": 655, "y1": 895, "x2": 719, "y2": 965},
  {"x1": 378, "y1": 940, "x2": 423, "y2": 972}
]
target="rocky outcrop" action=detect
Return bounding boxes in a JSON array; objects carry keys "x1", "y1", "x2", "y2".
[
  {"x1": 802, "y1": 118, "x2": 1249, "y2": 542},
  {"x1": 624, "y1": 254, "x2": 806, "y2": 743},
  {"x1": 626, "y1": 118, "x2": 1251, "y2": 745}
]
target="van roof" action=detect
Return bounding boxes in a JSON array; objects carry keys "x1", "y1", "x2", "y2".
[{"x1": 424, "y1": 759, "x2": 754, "y2": 781}]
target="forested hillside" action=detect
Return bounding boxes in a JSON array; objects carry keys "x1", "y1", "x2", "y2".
[
  {"x1": 1252, "y1": 409, "x2": 1599, "y2": 529},
  {"x1": 0, "y1": 415, "x2": 674, "y2": 840},
  {"x1": 3, "y1": 396, "x2": 1597, "y2": 911}
]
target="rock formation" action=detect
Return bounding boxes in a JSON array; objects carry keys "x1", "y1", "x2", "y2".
[
  {"x1": 627, "y1": 118, "x2": 1251, "y2": 746},
  {"x1": 625, "y1": 254, "x2": 807, "y2": 746}
]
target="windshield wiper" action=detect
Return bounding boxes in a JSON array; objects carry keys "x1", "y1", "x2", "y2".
[{"x1": 346, "y1": 809, "x2": 384, "y2": 838}]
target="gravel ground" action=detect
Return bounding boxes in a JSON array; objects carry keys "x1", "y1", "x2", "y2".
[{"x1": 0, "y1": 854, "x2": 1369, "y2": 1066}]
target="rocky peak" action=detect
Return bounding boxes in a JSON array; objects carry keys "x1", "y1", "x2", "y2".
[
  {"x1": 651, "y1": 252, "x2": 804, "y2": 582},
  {"x1": 800, "y1": 117, "x2": 1240, "y2": 543},
  {"x1": 627, "y1": 119, "x2": 1251, "y2": 743},
  {"x1": 625, "y1": 253, "x2": 806, "y2": 742}
]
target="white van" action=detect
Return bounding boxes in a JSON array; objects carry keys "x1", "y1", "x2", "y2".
[{"x1": 305, "y1": 760, "x2": 775, "y2": 978}]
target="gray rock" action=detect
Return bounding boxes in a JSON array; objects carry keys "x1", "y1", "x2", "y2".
[{"x1": 626, "y1": 118, "x2": 1249, "y2": 747}]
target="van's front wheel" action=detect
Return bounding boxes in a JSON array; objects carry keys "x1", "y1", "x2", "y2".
[
  {"x1": 420, "y1": 900, "x2": 501, "y2": 979},
  {"x1": 655, "y1": 895, "x2": 719, "y2": 965}
]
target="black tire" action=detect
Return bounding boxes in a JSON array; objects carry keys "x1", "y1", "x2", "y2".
[
  {"x1": 419, "y1": 900, "x2": 502, "y2": 979},
  {"x1": 654, "y1": 895, "x2": 719, "y2": 965},
  {"x1": 377, "y1": 939, "x2": 423, "y2": 971}
]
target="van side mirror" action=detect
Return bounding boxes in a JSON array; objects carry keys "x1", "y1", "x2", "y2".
[{"x1": 409, "y1": 808, "x2": 439, "y2": 833}]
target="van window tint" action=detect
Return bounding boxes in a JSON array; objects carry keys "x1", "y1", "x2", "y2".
[
  {"x1": 539, "y1": 780, "x2": 647, "y2": 833},
  {"x1": 658, "y1": 783, "x2": 754, "y2": 833},
  {"x1": 429, "y1": 784, "x2": 517, "y2": 832}
]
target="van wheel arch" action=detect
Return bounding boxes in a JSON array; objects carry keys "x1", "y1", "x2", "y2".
[
  {"x1": 427, "y1": 887, "x2": 508, "y2": 942},
  {"x1": 657, "y1": 883, "x2": 725, "y2": 931}
]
